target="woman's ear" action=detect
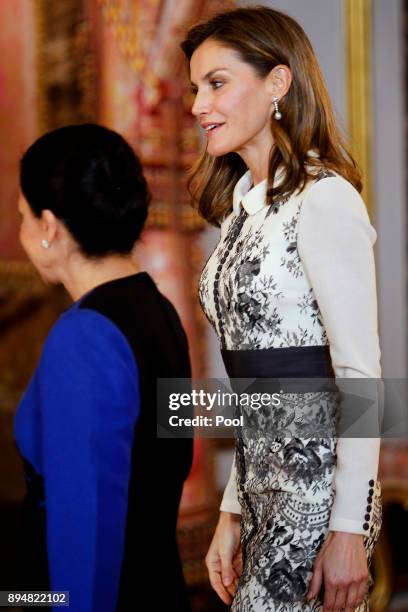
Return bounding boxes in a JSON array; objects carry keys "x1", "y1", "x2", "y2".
[
  {"x1": 266, "y1": 64, "x2": 292, "y2": 100},
  {"x1": 40, "y1": 209, "x2": 59, "y2": 246}
]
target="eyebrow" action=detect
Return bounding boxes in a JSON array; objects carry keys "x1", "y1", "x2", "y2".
[{"x1": 190, "y1": 68, "x2": 229, "y2": 87}]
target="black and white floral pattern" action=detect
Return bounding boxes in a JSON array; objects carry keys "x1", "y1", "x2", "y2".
[
  {"x1": 231, "y1": 422, "x2": 381, "y2": 611},
  {"x1": 199, "y1": 170, "x2": 382, "y2": 611},
  {"x1": 280, "y1": 203, "x2": 303, "y2": 279},
  {"x1": 199, "y1": 175, "x2": 329, "y2": 351}
]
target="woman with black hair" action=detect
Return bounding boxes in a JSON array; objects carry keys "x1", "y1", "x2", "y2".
[{"x1": 15, "y1": 124, "x2": 192, "y2": 611}]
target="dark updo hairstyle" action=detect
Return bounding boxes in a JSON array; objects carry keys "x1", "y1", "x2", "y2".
[{"x1": 20, "y1": 123, "x2": 150, "y2": 257}]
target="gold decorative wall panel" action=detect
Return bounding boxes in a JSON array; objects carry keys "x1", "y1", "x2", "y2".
[{"x1": 345, "y1": 0, "x2": 373, "y2": 214}]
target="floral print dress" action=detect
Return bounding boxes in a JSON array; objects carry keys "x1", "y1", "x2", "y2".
[{"x1": 199, "y1": 169, "x2": 382, "y2": 611}]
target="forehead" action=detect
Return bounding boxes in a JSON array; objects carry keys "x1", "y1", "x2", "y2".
[{"x1": 190, "y1": 39, "x2": 249, "y2": 81}]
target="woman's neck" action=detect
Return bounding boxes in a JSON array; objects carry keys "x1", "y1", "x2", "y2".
[
  {"x1": 248, "y1": 163, "x2": 268, "y2": 186},
  {"x1": 236, "y1": 134, "x2": 273, "y2": 186},
  {"x1": 59, "y1": 254, "x2": 139, "y2": 301}
]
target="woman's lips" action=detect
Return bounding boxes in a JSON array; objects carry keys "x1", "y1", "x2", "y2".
[{"x1": 206, "y1": 123, "x2": 225, "y2": 137}]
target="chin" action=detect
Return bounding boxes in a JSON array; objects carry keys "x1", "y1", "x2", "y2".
[{"x1": 207, "y1": 143, "x2": 235, "y2": 157}]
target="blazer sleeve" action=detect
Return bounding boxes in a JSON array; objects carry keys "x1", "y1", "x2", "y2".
[
  {"x1": 36, "y1": 307, "x2": 140, "y2": 611},
  {"x1": 297, "y1": 175, "x2": 381, "y2": 535}
]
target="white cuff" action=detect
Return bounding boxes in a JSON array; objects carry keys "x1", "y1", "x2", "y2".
[
  {"x1": 220, "y1": 498, "x2": 242, "y2": 515},
  {"x1": 220, "y1": 455, "x2": 242, "y2": 515},
  {"x1": 329, "y1": 516, "x2": 369, "y2": 535}
]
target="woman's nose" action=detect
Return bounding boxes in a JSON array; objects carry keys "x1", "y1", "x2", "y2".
[{"x1": 191, "y1": 89, "x2": 212, "y2": 117}]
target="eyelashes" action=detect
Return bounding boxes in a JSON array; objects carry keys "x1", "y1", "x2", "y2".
[{"x1": 189, "y1": 80, "x2": 225, "y2": 95}]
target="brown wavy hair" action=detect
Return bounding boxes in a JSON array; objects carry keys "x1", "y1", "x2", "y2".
[{"x1": 181, "y1": 6, "x2": 362, "y2": 226}]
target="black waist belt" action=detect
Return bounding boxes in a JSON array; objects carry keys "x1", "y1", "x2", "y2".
[{"x1": 221, "y1": 345, "x2": 336, "y2": 393}]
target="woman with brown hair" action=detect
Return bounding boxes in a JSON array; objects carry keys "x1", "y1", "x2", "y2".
[{"x1": 181, "y1": 6, "x2": 381, "y2": 612}]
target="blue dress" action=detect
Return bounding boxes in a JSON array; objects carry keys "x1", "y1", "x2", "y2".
[{"x1": 15, "y1": 272, "x2": 193, "y2": 611}]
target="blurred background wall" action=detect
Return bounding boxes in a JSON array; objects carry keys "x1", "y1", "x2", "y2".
[{"x1": 0, "y1": 1, "x2": 407, "y2": 611}]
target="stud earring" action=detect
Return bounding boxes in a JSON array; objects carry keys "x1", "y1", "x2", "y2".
[
  {"x1": 273, "y1": 97, "x2": 282, "y2": 121},
  {"x1": 41, "y1": 239, "x2": 50, "y2": 249}
]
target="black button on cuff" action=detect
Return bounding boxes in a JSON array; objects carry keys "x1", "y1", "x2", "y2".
[
  {"x1": 367, "y1": 496, "x2": 373, "y2": 503},
  {"x1": 368, "y1": 488, "x2": 374, "y2": 496},
  {"x1": 365, "y1": 514, "x2": 370, "y2": 521},
  {"x1": 366, "y1": 504, "x2": 372, "y2": 512},
  {"x1": 363, "y1": 523, "x2": 369, "y2": 530},
  {"x1": 369, "y1": 479, "x2": 375, "y2": 487}
]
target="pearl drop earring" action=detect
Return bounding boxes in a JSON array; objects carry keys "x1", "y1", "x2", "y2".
[
  {"x1": 273, "y1": 97, "x2": 282, "y2": 121},
  {"x1": 41, "y1": 239, "x2": 50, "y2": 249}
]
